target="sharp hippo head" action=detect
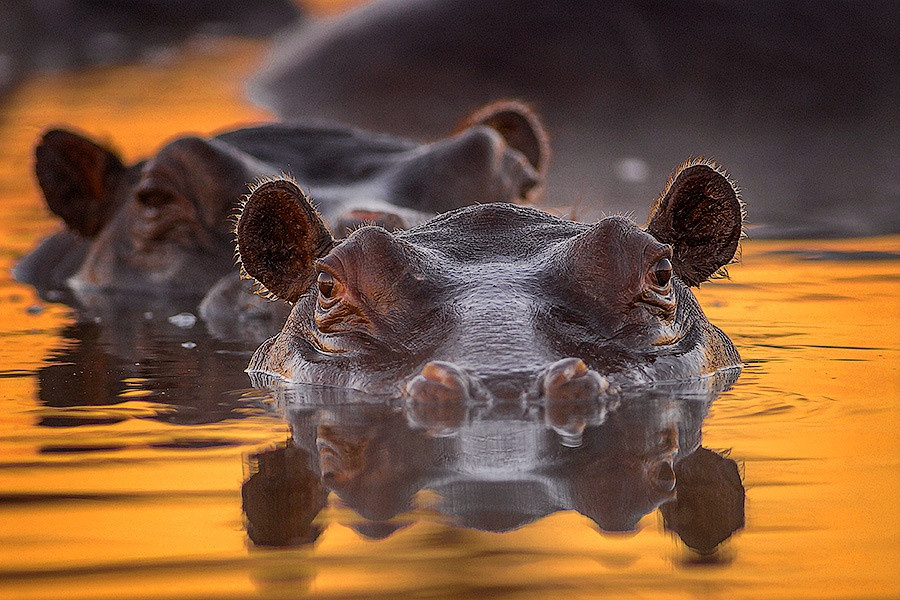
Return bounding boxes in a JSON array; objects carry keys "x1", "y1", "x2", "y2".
[{"x1": 237, "y1": 160, "x2": 744, "y2": 399}]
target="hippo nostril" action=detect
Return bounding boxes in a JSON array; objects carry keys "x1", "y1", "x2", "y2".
[
  {"x1": 420, "y1": 361, "x2": 467, "y2": 387},
  {"x1": 542, "y1": 357, "x2": 604, "y2": 397},
  {"x1": 558, "y1": 357, "x2": 588, "y2": 381},
  {"x1": 542, "y1": 358, "x2": 611, "y2": 446},
  {"x1": 405, "y1": 362, "x2": 470, "y2": 436}
]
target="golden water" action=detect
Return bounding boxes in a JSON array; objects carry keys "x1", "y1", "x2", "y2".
[{"x1": 0, "y1": 39, "x2": 898, "y2": 600}]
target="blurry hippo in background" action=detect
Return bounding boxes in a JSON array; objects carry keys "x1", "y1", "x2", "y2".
[
  {"x1": 252, "y1": 0, "x2": 900, "y2": 237},
  {"x1": 236, "y1": 159, "x2": 743, "y2": 400},
  {"x1": 14, "y1": 101, "x2": 548, "y2": 326}
]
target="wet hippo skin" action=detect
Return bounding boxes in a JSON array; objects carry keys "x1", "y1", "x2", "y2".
[{"x1": 237, "y1": 159, "x2": 743, "y2": 399}]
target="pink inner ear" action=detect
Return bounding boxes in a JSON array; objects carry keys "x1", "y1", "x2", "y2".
[
  {"x1": 456, "y1": 100, "x2": 549, "y2": 173},
  {"x1": 237, "y1": 179, "x2": 335, "y2": 303}
]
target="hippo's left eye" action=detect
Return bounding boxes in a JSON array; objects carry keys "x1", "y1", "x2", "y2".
[
  {"x1": 652, "y1": 258, "x2": 673, "y2": 287},
  {"x1": 317, "y1": 271, "x2": 336, "y2": 298}
]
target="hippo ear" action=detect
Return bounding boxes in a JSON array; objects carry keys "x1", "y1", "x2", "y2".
[
  {"x1": 236, "y1": 179, "x2": 335, "y2": 303},
  {"x1": 457, "y1": 100, "x2": 549, "y2": 174},
  {"x1": 646, "y1": 162, "x2": 743, "y2": 286},
  {"x1": 34, "y1": 128, "x2": 128, "y2": 238}
]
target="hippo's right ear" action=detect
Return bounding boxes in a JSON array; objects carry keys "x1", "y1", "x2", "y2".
[
  {"x1": 457, "y1": 100, "x2": 550, "y2": 175},
  {"x1": 236, "y1": 179, "x2": 335, "y2": 303},
  {"x1": 34, "y1": 129, "x2": 127, "y2": 238}
]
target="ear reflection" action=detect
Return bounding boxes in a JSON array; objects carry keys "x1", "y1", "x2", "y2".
[
  {"x1": 242, "y1": 439, "x2": 327, "y2": 547},
  {"x1": 659, "y1": 447, "x2": 745, "y2": 554}
]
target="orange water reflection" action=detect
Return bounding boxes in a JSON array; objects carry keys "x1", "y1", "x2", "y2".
[{"x1": 0, "y1": 33, "x2": 898, "y2": 600}]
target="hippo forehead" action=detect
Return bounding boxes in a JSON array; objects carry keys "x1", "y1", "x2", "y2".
[{"x1": 395, "y1": 203, "x2": 594, "y2": 263}]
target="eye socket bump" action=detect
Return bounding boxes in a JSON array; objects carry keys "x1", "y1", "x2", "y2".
[
  {"x1": 316, "y1": 271, "x2": 336, "y2": 298},
  {"x1": 652, "y1": 257, "x2": 673, "y2": 288}
]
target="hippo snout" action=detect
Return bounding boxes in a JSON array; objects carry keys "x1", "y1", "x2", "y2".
[
  {"x1": 541, "y1": 358, "x2": 612, "y2": 447},
  {"x1": 405, "y1": 362, "x2": 473, "y2": 436},
  {"x1": 404, "y1": 358, "x2": 613, "y2": 439}
]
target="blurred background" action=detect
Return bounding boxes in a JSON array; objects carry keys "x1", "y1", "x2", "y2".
[{"x1": 1, "y1": 0, "x2": 897, "y2": 237}]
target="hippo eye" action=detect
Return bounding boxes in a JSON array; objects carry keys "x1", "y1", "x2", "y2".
[
  {"x1": 316, "y1": 271, "x2": 336, "y2": 298},
  {"x1": 652, "y1": 258, "x2": 673, "y2": 287}
]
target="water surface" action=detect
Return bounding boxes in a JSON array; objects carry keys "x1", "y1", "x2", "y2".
[{"x1": 0, "y1": 38, "x2": 898, "y2": 600}]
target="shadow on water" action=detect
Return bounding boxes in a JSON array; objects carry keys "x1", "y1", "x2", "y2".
[{"x1": 242, "y1": 369, "x2": 745, "y2": 557}]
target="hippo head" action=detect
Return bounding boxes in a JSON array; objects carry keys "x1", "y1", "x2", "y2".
[
  {"x1": 34, "y1": 130, "x2": 255, "y2": 296},
  {"x1": 27, "y1": 101, "x2": 546, "y2": 299},
  {"x1": 237, "y1": 160, "x2": 743, "y2": 399}
]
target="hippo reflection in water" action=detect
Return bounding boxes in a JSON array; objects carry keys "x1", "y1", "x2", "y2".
[
  {"x1": 237, "y1": 160, "x2": 743, "y2": 398},
  {"x1": 14, "y1": 102, "x2": 546, "y2": 316},
  {"x1": 242, "y1": 375, "x2": 745, "y2": 552}
]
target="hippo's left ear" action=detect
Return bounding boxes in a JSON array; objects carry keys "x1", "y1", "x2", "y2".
[
  {"x1": 236, "y1": 179, "x2": 335, "y2": 303},
  {"x1": 646, "y1": 162, "x2": 743, "y2": 286},
  {"x1": 456, "y1": 100, "x2": 549, "y2": 175}
]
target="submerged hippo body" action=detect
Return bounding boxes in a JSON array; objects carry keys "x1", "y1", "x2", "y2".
[
  {"x1": 237, "y1": 161, "x2": 743, "y2": 399},
  {"x1": 14, "y1": 101, "x2": 546, "y2": 313}
]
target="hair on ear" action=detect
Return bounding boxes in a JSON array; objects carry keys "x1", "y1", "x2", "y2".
[
  {"x1": 646, "y1": 159, "x2": 745, "y2": 286},
  {"x1": 236, "y1": 177, "x2": 334, "y2": 303}
]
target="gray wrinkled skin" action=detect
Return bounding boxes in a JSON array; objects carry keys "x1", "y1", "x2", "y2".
[
  {"x1": 253, "y1": 206, "x2": 738, "y2": 396},
  {"x1": 239, "y1": 162, "x2": 743, "y2": 401}
]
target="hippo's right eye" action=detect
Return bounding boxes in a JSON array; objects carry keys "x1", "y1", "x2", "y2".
[
  {"x1": 652, "y1": 258, "x2": 673, "y2": 288},
  {"x1": 317, "y1": 271, "x2": 336, "y2": 298}
]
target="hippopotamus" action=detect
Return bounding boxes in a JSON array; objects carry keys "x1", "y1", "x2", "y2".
[
  {"x1": 14, "y1": 101, "x2": 547, "y2": 311},
  {"x1": 236, "y1": 159, "x2": 743, "y2": 400}
]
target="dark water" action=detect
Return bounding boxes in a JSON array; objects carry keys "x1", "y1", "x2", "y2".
[{"x1": 0, "y1": 37, "x2": 898, "y2": 600}]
